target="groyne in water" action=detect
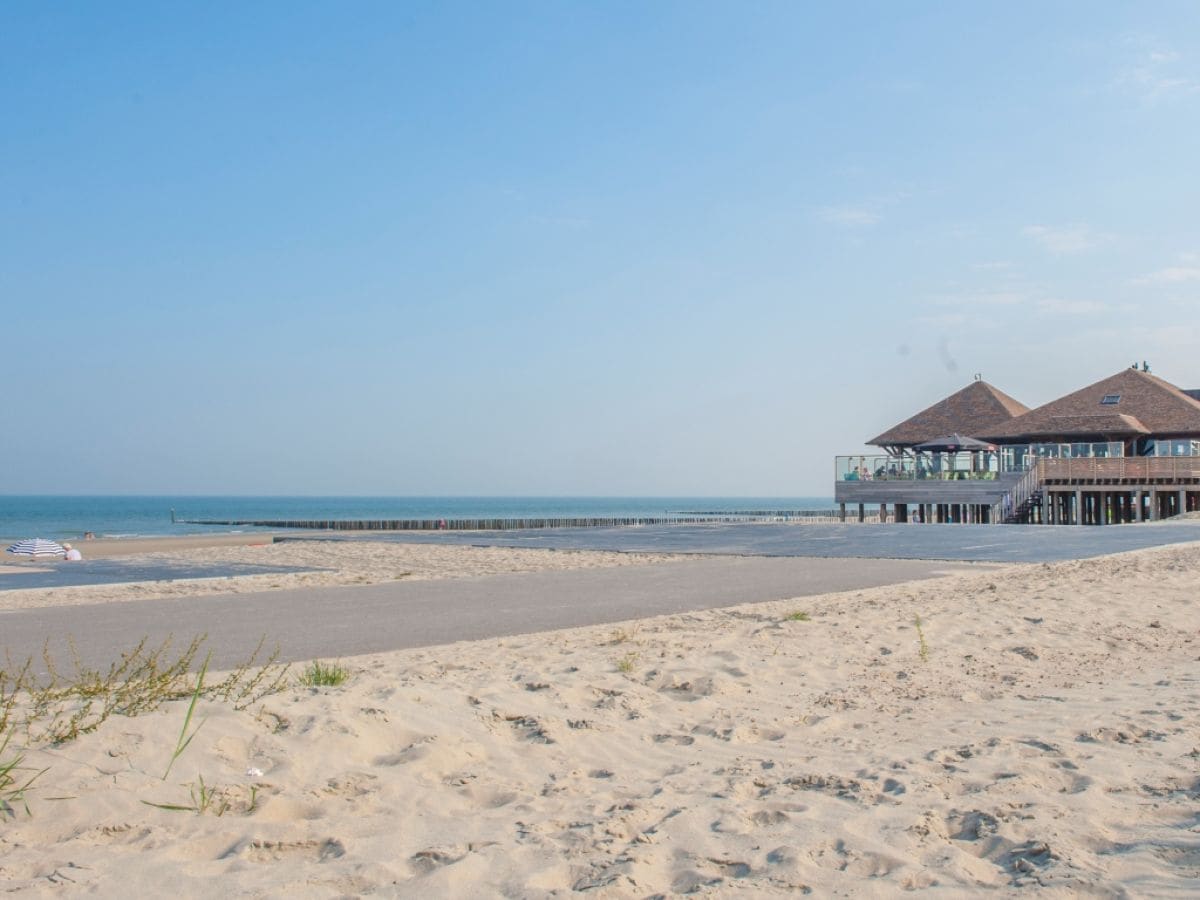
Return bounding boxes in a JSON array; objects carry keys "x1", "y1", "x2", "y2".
[{"x1": 172, "y1": 510, "x2": 844, "y2": 531}]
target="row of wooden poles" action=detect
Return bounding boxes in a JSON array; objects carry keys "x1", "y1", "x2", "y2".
[{"x1": 175, "y1": 511, "x2": 844, "y2": 531}]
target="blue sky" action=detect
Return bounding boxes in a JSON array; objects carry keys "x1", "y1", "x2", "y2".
[{"x1": 3, "y1": 2, "x2": 1199, "y2": 495}]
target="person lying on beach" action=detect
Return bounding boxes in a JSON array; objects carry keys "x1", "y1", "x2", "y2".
[{"x1": 63, "y1": 543, "x2": 82, "y2": 561}]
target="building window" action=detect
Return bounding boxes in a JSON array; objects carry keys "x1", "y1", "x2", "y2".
[
  {"x1": 1154, "y1": 440, "x2": 1200, "y2": 457},
  {"x1": 1100, "y1": 394, "x2": 1121, "y2": 405}
]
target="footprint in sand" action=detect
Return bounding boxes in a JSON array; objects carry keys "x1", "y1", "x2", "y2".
[
  {"x1": 321, "y1": 773, "x2": 379, "y2": 799},
  {"x1": 239, "y1": 838, "x2": 346, "y2": 863},
  {"x1": 76, "y1": 823, "x2": 151, "y2": 846},
  {"x1": 409, "y1": 842, "x2": 496, "y2": 876},
  {"x1": 946, "y1": 809, "x2": 1000, "y2": 842},
  {"x1": 945, "y1": 812, "x2": 1059, "y2": 882},
  {"x1": 783, "y1": 774, "x2": 864, "y2": 803},
  {"x1": 749, "y1": 809, "x2": 792, "y2": 827},
  {"x1": 808, "y1": 839, "x2": 904, "y2": 877},
  {"x1": 494, "y1": 711, "x2": 556, "y2": 744},
  {"x1": 1153, "y1": 845, "x2": 1200, "y2": 874},
  {"x1": 647, "y1": 671, "x2": 719, "y2": 701},
  {"x1": 653, "y1": 733, "x2": 695, "y2": 746},
  {"x1": 1077, "y1": 725, "x2": 1166, "y2": 744}
]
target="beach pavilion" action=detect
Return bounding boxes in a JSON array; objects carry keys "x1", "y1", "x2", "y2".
[
  {"x1": 835, "y1": 366, "x2": 1200, "y2": 525},
  {"x1": 980, "y1": 366, "x2": 1200, "y2": 524},
  {"x1": 835, "y1": 377, "x2": 1030, "y2": 524}
]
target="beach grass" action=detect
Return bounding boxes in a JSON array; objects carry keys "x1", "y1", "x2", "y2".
[
  {"x1": 144, "y1": 775, "x2": 258, "y2": 817},
  {"x1": 0, "y1": 635, "x2": 290, "y2": 817},
  {"x1": 162, "y1": 656, "x2": 209, "y2": 780},
  {"x1": 297, "y1": 660, "x2": 350, "y2": 688},
  {"x1": 914, "y1": 614, "x2": 930, "y2": 662},
  {"x1": 0, "y1": 732, "x2": 44, "y2": 818},
  {"x1": 616, "y1": 652, "x2": 638, "y2": 674},
  {"x1": 0, "y1": 635, "x2": 291, "y2": 747}
]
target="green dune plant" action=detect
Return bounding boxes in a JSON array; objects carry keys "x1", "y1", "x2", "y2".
[
  {"x1": 297, "y1": 660, "x2": 349, "y2": 687},
  {"x1": 0, "y1": 635, "x2": 290, "y2": 818},
  {"x1": 0, "y1": 634, "x2": 290, "y2": 747},
  {"x1": 144, "y1": 775, "x2": 258, "y2": 817},
  {"x1": 914, "y1": 614, "x2": 930, "y2": 662},
  {"x1": 0, "y1": 732, "x2": 44, "y2": 819},
  {"x1": 162, "y1": 655, "x2": 209, "y2": 780},
  {"x1": 607, "y1": 626, "x2": 639, "y2": 645},
  {"x1": 616, "y1": 652, "x2": 639, "y2": 674}
]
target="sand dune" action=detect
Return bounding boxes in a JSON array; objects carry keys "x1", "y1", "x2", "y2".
[{"x1": 2, "y1": 540, "x2": 1199, "y2": 896}]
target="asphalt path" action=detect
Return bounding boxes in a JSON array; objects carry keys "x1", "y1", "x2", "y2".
[
  {"x1": 0, "y1": 556, "x2": 979, "y2": 674},
  {"x1": 282, "y1": 521, "x2": 1200, "y2": 562},
  {"x1": 0, "y1": 559, "x2": 325, "y2": 591}
]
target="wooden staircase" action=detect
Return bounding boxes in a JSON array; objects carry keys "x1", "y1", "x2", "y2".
[{"x1": 998, "y1": 463, "x2": 1044, "y2": 524}]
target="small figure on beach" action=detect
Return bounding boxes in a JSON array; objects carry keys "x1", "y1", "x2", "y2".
[
  {"x1": 63, "y1": 543, "x2": 82, "y2": 561},
  {"x1": 84, "y1": 531, "x2": 96, "y2": 540}
]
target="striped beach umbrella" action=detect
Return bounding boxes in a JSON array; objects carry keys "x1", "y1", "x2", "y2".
[{"x1": 6, "y1": 538, "x2": 67, "y2": 558}]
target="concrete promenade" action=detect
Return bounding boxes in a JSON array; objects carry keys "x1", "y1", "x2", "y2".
[
  {"x1": 279, "y1": 520, "x2": 1200, "y2": 562},
  {"x1": 0, "y1": 556, "x2": 977, "y2": 673}
]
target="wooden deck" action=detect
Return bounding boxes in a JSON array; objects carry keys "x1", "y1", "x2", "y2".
[{"x1": 832, "y1": 457, "x2": 1200, "y2": 524}]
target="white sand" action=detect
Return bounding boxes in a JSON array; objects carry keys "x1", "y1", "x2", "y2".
[
  {"x1": 2, "y1": 541, "x2": 1200, "y2": 896},
  {"x1": 0, "y1": 540, "x2": 703, "y2": 611}
]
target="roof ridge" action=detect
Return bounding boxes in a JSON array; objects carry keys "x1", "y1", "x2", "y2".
[
  {"x1": 982, "y1": 369, "x2": 1200, "y2": 440},
  {"x1": 868, "y1": 379, "x2": 1030, "y2": 447}
]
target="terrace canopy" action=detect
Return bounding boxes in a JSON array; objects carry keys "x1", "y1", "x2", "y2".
[{"x1": 914, "y1": 434, "x2": 997, "y2": 452}]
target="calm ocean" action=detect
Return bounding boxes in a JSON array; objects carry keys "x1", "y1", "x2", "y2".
[{"x1": 0, "y1": 496, "x2": 835, "y2": 542}]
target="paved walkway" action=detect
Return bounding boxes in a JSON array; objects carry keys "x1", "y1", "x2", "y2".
[
  {"x1": 285, "y1": 521, "x2": 1200, "y2": 562},
  {"x1": 0, "y1": 556, "x2": 977, "y2": 673},
  {"x1": 0, "y1": 559, "x2": 325, "y2": 591}
]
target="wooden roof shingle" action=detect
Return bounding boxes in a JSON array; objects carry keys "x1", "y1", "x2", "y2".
[
  {"x1": 981, "y1": 369, "x2": 1200, "y2": 441},
  {"x1": 869, "y1": 381, "x2": 1030, "y2": 447}
]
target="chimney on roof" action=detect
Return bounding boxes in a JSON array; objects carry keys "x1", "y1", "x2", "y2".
[{"x1": 1143, "y1": 361, "x2": 1151, "y2": 373}]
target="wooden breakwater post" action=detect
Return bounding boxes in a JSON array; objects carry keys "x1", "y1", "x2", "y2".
[{"x1": 172, "y1": 511, "x2": 846, "y2": 531}]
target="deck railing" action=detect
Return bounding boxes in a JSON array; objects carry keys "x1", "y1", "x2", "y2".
[
  {"x1": 1038, "y1": 457, "x2": 1200, "y2": 481},
  {"x1": 835, "y1": 455, "x2": 1000, "y2": 482},
  {"x1": 993, "y1": 457, "x2": 1200, "y2": 523}
]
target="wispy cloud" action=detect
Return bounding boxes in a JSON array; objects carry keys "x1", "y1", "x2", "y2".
[
  {"x1": 924, "y1": 290, "x2": 1114, "y2": 324},
  {"x1": 1023, "y1": 224, "x2": 1110, "y2": 254},
  {"x1": 818, "y1": 205, "x2": 882, "y2": 227},
  {"x1": 1035, "y1": 297, "x2": 1109, "y2": 316},
  {"x1": 817, "y1": 190, "x2": 911, "y2": 228},
  {"x1": 1115, "y1": 39, "x2": 1200, "y2": 102},
  {"x1": 1132, "y1": 265, "x2": 1200, "y2": 285}
]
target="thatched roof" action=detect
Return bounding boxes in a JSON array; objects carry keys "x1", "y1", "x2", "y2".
[
  {"x1": 981, "y1": 369, "x2": 1200, "y2": 442},
  {"x1": 869, "y1": 380, "x2": 1030, "y2": 448}
]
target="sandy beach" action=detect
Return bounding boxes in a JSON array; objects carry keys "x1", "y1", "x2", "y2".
[
  {"x1": 0, "y1": 536, "x2": 704, "y2": 612},
  {"x1": 2, "y1": 538, "x2": 1198, "y2": 896}
]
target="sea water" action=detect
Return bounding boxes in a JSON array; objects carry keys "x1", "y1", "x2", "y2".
[{"x1": 0, "y1": 496, "x2": 835, "y2": 543}]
